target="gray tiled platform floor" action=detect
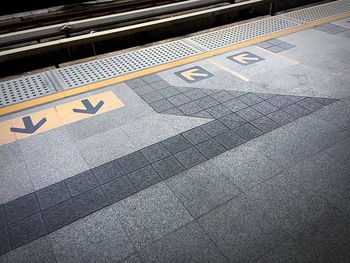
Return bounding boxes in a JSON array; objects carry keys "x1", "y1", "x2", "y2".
[{"x1": 1, "y1": 16, "x2": 350, "y2": 263}]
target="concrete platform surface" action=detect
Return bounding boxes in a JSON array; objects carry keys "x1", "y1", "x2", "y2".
[{"x1": 0, "y1": 15, "x2": 350, "y2": 263}]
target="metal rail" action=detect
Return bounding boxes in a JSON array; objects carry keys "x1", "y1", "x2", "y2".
[{"x1": 0, "y1": 0, "x2": 271, "y2": 62}]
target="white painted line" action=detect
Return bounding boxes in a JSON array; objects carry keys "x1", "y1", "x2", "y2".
[{"x1": 207, "y1": 59, "x2": 250, "y2": 81}]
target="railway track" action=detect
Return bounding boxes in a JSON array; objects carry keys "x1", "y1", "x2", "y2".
[{"x1": 0, "y1": 0, "x2": 325, "y2": 76}]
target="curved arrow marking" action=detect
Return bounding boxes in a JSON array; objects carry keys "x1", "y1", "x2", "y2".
[
  {"x1": 10, "y1": 116, "x2": 47, "y2": 134},
  {"x1": 181, "y1": 68, "x2": 208, "y2": 81},
  {"x1": 73, "y1": 99, "x2": 104, "y2": 114}
]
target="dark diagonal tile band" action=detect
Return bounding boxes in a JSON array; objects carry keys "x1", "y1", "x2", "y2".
[{"x1": 0, "y1": 75, "x2": 338, "y2": 256}]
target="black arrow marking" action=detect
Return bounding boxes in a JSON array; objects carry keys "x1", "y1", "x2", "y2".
[
  {"x1": 10, "y1": 116, "x2": 47, "y2": 134},
  {"x1": 73, "y1": 99, "x2": 104, "y2": 114}
]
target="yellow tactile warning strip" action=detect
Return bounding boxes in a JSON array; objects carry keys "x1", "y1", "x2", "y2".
[
  {"x1": 0, "y1": 91, "x2": 124, "y2": 145},
  {"x1": 0, "y1": 11, "x2": 349, "y2": 117}
]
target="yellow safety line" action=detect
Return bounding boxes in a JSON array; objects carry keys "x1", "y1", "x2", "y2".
[
  {"x1": 1, "y1": 11, "x2": 349, "y2": 116},
  {"x1": 254, "y1": 46, "x2": 299, "y2": 64},
  {"x1": 207, "y1": 59, "x2": 250, "y2": 81}
]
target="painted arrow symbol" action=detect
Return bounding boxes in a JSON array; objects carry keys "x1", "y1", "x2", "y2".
[
  {"x1": 10, "y1": 116, "x2": 47, "y2": 134},
  {"x1": 73, "y1": 99, "x2": 104, "y2": 114},
  {"x1": 181, "y1": 68, "x2": 208, "y2": 81},
  {"x1": 233, "y1": 53, "x2": 260, "y2": 64}
]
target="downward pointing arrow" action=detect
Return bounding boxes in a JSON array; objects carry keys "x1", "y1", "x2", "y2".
[
  {"x1": 73, "y1": 99, "x2": 104, "y2": 114},
  {"x1": 181, "y1": 69, "x2": 208, "y2": 81},
  {"x1": 233, "y1": 53, "x2": 260, "y2": 64},
  {"x1": 10, "y1": 116, "x2": 47, "y2": 134}
]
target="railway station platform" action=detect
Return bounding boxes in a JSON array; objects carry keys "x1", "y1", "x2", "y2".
[{"x1": 0, "y1": 1, "x2": 350, "y2": 262}]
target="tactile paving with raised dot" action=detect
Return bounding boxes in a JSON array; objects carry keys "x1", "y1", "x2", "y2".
[
  {"x1": 280, "y1": 0, "x2": 350, "y2": 23},
  {"x1": 185, "y1": 16, "x2": 299, "y2": 51},
  {"x1": 0, "y1": 73, "x2": 57, "y2": 107},
  {"x1": 56, "y1": 40, "x2": 202, "y2": 89}
]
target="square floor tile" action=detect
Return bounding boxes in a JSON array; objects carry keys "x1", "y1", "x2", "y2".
[
  {"x1": 283, "y1": 104, "x2": 310, "y2": 118},
  {"x1": 251, "y1": 116, "x2": 281, "y2": 133},
  {"x1": 101, "y1": 176, "x2": 136, "y2": 204},
  {"x1": 5, "y1": 194, "x2": 40, "y2": 224},
  {"x1": 42, "y1": 199, "x2": 80, "y2": 233},
  {"x1": 236, "y1": 107, "x2": 264, "y2": 122},
  {"x1": 219, "y1": 113, "x2": 247, "y2": 129},
  {"x1": 182, "y1": 127, "x2": 211, "y2": 145},
  {"x1": 206, "y1": 104, "x2": 232, "y2": 119},
  {"x1": 149, "y1": 80, "x2": 171, "y2": 90},
  {"x1": 139, "y1": 221, "x2": 227, "y2": 263},
  {"x1": 0, "y1": 227, "x2": 10, "y2": 254},
  {"x1": 297, "y1": 98, "x2": 324, "y2": 112},
  {"x1": 65, "y1": 170, "x2": 99, "y2": 197},
  {"x1": 210, "y1": 90, "x2": 234, "y2": 103},
  {"x1": 50, "y1": 206, "x2": 135, "y2": 263},
  {"x1": 73, "y1": 187, "x2": 109, "y2": 218},
  {"x1": 140, "y1": 91, "x2": 164, "y2": 104},
  {"x1": 166, "y1": 163, "x2": 241, "y2": 218},
  {"x1": 149, "y1": 99, "x2": 174, "y2": 113},
  {"x1": 183, "y1": 89, "x2": 206, "y2": 100},
  {"x1": 194, "y1": 96, "x2": 219, "y2": 109},
  {"x1": 142, "y1": 74, "x2": 162, "y2": 84},
  {"x1": 177, "y1": 102, "x2": 203, "y2": 115},
  {"x1": 0, "y1": 206, "x2": 6, "y2": 228},
  {"x1": 133, "y1": 85, "x2": 155, "y2": 96},
  {"x1": 215, "y1": 130, "x2": 245, "y2": 150},
  {"x1": 252, "y1": 101, "x2": 279, "y2": 115},
  {"x1": 267, "y1": 110, "x2": 296, "y2": 125},
  {"x1": 140, "y1": 143, "x2": 171, "y2": 163},
  {"x1": 114, "y1": 183, "x2": 193, "y2": 250},
  {"x1": 195, "y1": 139, "x2": 226, "y2": 159},
  {"x1": 238, "y1": 93, "x2": 264, "y2": 106},
  {"x1": 125, "y1": 79, "x2": 147, "y2": 89},
  {"x1": 158, "y1": 87, "x2": 181, "y2": 98},
  {"x1": 167, "y1": 94, "x2": 191, "y2": 106},
  {"x1": 128, "y1": 166, "x2": 162, "y2": 191},
  {"x1": 267, "y1": 96, "x2": 294, "y2": 109},
  {"x1": 9, "y1": 213, "x2": 47, "y2": 248},
  {"x1": 92, "y1": 160, "x2": 125, "y2": 185},
  {"x1": 201, "y1": 120, "x2": 230, "y2": 137},
  {"x1": 36, "y1": 182, "x2": 71, "y2": 210},
  {"x1": 152, "y1": 156, "x2": 185, "y2": 179},
  {"x1": 234, "y1": 123, "x2": 263, "y2": 141},
  {"x1": 161, "y1": 135, "x2": 191, "y2": 154},
  {"x1": 223, "y1": 99, "x2": 249, "y2": 112},
  {"x1": 175, "y1": 147, "x2": 207, "y2": 169},
  {"x1": 118, "y1": 151, "x2": 149, "y2": 174}
]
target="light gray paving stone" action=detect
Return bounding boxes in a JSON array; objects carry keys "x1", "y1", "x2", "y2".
[
  {"x1": 6, "y1": 236, "x2": 56, "y2": 263},
  {"x1": 26, "y1": 143, "x2": 89, "y2": 191},
  {"x1": 325, "y1": 137, "x2": 350, "y2": 169},
  {"x1": 77, "y1": 126, "x2": 137, "y2": 168},
  {"x1": 210, "y1": 144, "x2": 282, "y2": 191},
  {"x1": 255, "y1": 239, "x2": 312, "y2": 263},
  {"x1": 49, "y1": 206, "x2": 135, "y2": 263},
  {"x1": 198, "y1": 193, "x2": 289, "y2": 263},
  {"x1": 0, "y1": 142, "x2": 24, "y2": 168},
  {"x1": 113, "y1": 182, "x2": 193, "y2": 250},
  {"x1": 0, "y1": 162, "x2": 33, "y2": 205},
  {"x1": 139, "y1": 221, "x2": 227, "y2": 263},
  {"x1": 166, "y1": 162, "x2": 240, "y2": 218}
]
